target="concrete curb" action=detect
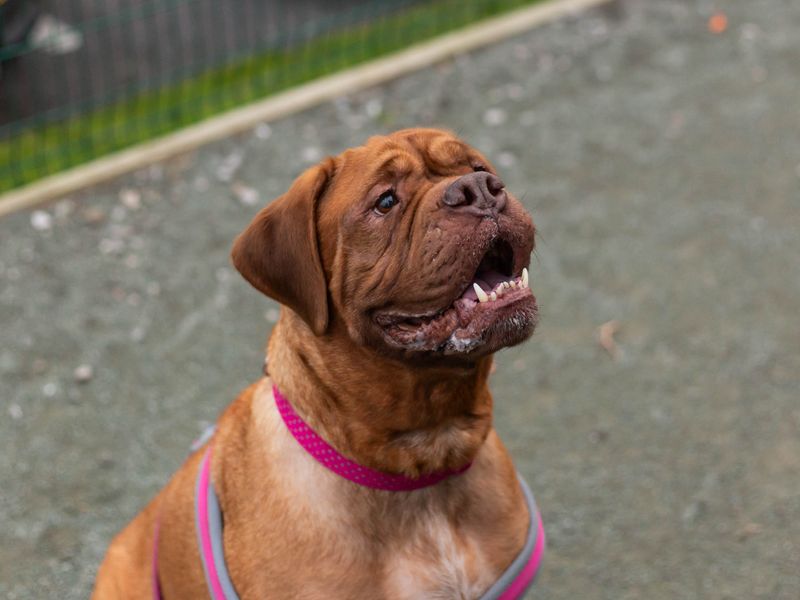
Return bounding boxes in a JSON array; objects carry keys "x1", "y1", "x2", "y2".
[{"x1": 0, "y1": 0, "x2": 611, "y2": 218}]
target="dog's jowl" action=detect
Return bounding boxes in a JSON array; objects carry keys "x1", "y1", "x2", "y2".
[{"x1": 93, "y1": 129, "x2": 544, "y2": 600}]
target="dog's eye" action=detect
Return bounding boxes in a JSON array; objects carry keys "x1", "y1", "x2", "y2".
[
  {"x1": 374, "y1": 190, "x2": 398, "y2": 215},
  {"x1": 472, "y1": 164, "x2": 487, "y2": 172}
]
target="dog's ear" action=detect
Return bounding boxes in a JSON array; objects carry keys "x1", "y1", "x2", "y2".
[{"x1": 231, "y1": 159, "x2": 334, "y2": 335}]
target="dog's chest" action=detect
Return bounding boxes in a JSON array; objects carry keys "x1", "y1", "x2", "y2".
[{"x1": 380, "y1": 515, "x2": 495, "y2": 600}]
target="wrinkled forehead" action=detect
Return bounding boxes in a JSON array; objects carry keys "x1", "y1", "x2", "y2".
[
  {"x1": 332, "y1": 130, "x2": 489, "y2": 190},
  {"x1": 315, "y1": 130, "x2": 491, "y2": 262}
]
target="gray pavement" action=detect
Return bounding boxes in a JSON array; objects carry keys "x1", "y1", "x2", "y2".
[{"x1": 2, "y1": 0, "x2": 799, "y2": 598}]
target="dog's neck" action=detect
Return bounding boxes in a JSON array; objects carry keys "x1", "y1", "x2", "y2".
[{"x1": 266, "y1": 313, "x2": 494, "y2": 477}]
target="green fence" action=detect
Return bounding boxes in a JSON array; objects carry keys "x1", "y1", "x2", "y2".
[{"x1": 0, "y1": 0, "x2": 541, "y2": 194}]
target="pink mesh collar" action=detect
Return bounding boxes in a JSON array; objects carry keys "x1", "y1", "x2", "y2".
[{"x1": 273, "y1": 386, "x2": 471, "y2": 491}]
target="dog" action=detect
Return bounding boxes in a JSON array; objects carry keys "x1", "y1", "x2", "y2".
[{"x1": 93, "y1": 128, "x2": 544, "y2": 599}]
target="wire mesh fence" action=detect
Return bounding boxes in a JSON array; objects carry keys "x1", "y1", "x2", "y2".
[{"x1": 0, "y1": 0, "x2": 539, "y2": 193}]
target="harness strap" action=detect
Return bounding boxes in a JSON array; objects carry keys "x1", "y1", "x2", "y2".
[
  {"x1": 188, "y1": 447, "x2": 543, "y2": 600},
  {"x1": 195, "y1": 447, "x2": 240, "y2": 600},
  {"x1": 480, "y1": 476, "x2": 545, "y2": 600},
  {"x1": 151, "y1": 432, "x2": 544, "y2": 600}
]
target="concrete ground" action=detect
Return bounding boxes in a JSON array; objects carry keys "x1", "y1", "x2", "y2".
[{"x1": 2, "y1": 0, "x2": 799, "y2": 598}]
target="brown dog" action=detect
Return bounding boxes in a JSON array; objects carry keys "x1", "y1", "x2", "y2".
[{"x1": 93, "y1": 128, "x2": 540, "y2": 599}]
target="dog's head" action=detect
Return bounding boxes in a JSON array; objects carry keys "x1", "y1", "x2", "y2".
[{"x1": 232, "y1": 128, "x2": 537, "y2": 363}]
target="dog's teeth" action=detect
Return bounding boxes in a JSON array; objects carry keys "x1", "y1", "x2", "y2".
[
  {"x1": 490, "y1": 291, "x2": 497, "y2": 301},
  {"x1": 502, "y1": 281, "x2": 510, "y2": 289},
  {"x1": 496, "y1": 286, "x2": 504, "y2": 296},
  {"x1": 522, "y1": 268, "x2": 529, "y2": 288},
  {"x1": 474, "y1": 283, "x2": 489, "y2": 303}
]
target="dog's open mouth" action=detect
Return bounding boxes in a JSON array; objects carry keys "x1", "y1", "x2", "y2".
[{"x1": 375, "y1": 237, "x2": 538, "y2": 356}]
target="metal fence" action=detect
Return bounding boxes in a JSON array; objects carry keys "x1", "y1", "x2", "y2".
[{"x1": 0, "y1": 0, "x2": 537, "y2": 193}]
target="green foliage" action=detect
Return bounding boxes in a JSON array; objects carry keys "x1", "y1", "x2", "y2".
[{"x1": 0, "y1": 0, "x2": 541, "y2": 193}]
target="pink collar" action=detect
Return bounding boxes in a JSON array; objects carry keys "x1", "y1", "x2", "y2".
[{"x1": 273, "y1": 386, "x2": 471, "y2": 491}]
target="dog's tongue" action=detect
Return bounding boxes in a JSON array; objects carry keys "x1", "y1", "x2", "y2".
[
  {"x1": 462, "y1": 270, "x2": 507, "y2": 301},
  {"x1": 479, "y1": 270, "x2": 509, "y2": 289}
]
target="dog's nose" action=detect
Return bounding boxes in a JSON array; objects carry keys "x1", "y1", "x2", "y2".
[{"x1": 442, "y1": 172, "x2": 507, "y2": 215}]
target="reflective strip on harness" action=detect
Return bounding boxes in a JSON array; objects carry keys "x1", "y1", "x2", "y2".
[
  {"x1": 480, "y1": 476, "x2": 545, "y2": 600},
  {"x1": 195, "y1": 447, "x2": 240, "y2": 600}
]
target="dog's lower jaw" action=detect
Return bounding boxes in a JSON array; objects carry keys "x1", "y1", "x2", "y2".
[
  {"x1": 267, "y1": 312, "x2": 495, "y2": 478},
  {"x1": 371, "y1": 293, "x2": 538, "y2": 362}
]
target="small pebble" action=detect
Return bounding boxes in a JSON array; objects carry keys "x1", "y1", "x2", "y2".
[
  {"x1": 497, "y1": 152, "x2": 517, "y2": 169},
  {"x1": 682, "y1": 499, "x2": 706, "y2": 524},
  {"x1": 365, "y1": 98, "x2": 383, "y2": 119},
  {"x1": 740, "y1": 23, "x2": 761, "y2": 41},
  {"x1": 215, "y1": 267, "x2": 231, "y2": 283},
  {"x1": 119, "y1": 188, "x2": 142, "y2": 210},
  {"x1": 302, "y1": 146, "x2": 322, "y2": 163},
  {"x1": 98, "y1": 238, "x2": 124, "y2": 255},
  {"x1": 146, "y1": 281, "x2": 161, "y2": 297},
  {"x1": 54, "y1": 199, "x2": 75, "y2": 219},
  {"x1": 81, "y1": 206, "x2": 106, "y2": 225},
  {"x1": 30, "y1": 210, "x2": 53, "y2": 232},
  {"x1": 231, "y1": 182, "x2": 260, "y2": 206},
  {"x1": 483, "y1": 108, "x2": 507, "y2": 127},
  {"x1": 588, "y1": 429, "x2": 609, "y2": 443},
  {"x1": 126, "y1": 292, "x2": 142, "y2": 307},
  {"x1": 8, "y1": 403, "x2": 23, "y2": 420},
  {"x1": 43, "y1": 382, "x2": 58, "y2": 397},
  {"x1": 215, "y1": 151, "x2": 244, "y2": 182},
  {"x1": 505, "y1": 84, "x2": 524, "y2": 100},
  {"x1": 98, "y1": 451, "x2": 116, "y2": 469},
  {"x1": 73, "y1": 364, "x2": 94, "y2": 384},
  {"x1": 254, "y1": 123, "x2": 272, "y2": 140}
]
